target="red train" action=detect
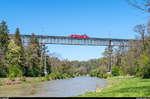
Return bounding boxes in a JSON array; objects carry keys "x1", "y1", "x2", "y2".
[{"x1": 69, "y1": 34, "x2": 89, "y2": 38}]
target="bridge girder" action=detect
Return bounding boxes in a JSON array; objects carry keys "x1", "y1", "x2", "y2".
[{"x1": 9, "y1": 34, "x2": 135, "y2": 47}]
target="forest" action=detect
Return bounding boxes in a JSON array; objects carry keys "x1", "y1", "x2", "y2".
[{"x1": 0, "y1": 18, "x2": 150, "y2": 80}]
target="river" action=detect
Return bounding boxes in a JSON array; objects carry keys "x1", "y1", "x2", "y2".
[{"x1": 0, "y1": 77, "x2": 107, "y2": 97}]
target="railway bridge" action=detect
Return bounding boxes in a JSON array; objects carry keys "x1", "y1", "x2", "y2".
[{"x1": 9, "y1": 34, "x2": 136, "y2": 75}]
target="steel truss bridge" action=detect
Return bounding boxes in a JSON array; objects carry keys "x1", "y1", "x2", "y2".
[
  {"x1": 9, "y1": 34, "x2": 135, "y2": 47},
  {"x1": 9, "y1": 34, "x2": 136, "y2": 75}
]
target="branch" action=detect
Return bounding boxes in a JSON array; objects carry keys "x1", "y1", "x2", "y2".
[{"x1": 126, "y1": 0, "x2": 149, "y2": 13}]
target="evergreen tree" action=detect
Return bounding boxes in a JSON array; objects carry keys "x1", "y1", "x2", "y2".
[
  {"x1": 5, "y1": 40, "x2": 23, "y2": 78},
  {"x1": 0, "y1": 21, "x2": 10, "y2": 77},
  {"x1": 46, "y1": 55, "x2": 51, "y2": 74},
  {"x1": 14, "y1": 28, "x2": 23, "y2": 47},
  {"x1": 25, "y1": 33, "x2": 41, "y2": 76},
  {"x1": 0, "y1": 49, "x2": 7, "y2": 77},
  {"x1": 0, "y1": 21, "x2": 9, "y2": 52},
  {"x1": 14, "y1": 28, "x2": 26, "y2": 75}
]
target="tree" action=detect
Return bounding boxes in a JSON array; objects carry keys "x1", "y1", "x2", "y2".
[
  {"x1": 25, "y1": 33, "x2": 41, "y2": 77},
  {"x1": 0, "y1": 21, "x2": 9, "y2": 52},
  {"x1": 14, "y1": 28, "x2": 26, "y2": 75},
  {"x1": 134, "y1": 24, "x2": 146, "y2": 50},
  {"x1": 5, "y1": 40, "x2": 23, "y2": 77},
  {"x1": 0, "y1": 49, "x2": 7, "y2": 77},
  {"x1": 14, "y1": 28, "x2": 23, "y2": 47},
  {"x1": 126, "y1": 0, "x2": 150, "y2": 13},
  {"x1": 0, "y1": 21, "x2": 10, "y2": 77},
  {"x1": 46, "y1": 55, "x2": 51, "y2": 74},
  {"x1": 138, "y1": 52, "x2": 150, "y2": 78}
]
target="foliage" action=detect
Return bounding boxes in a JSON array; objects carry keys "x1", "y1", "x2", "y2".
[
  {"x1": 49, "y1": 72, "x2": 57, "y2": 80},
  {"x1": 8, "y1": 65, "x2": 23, "y2": 79},
  {"x1": 6, "y1": 40, "x2": 23, "y2": 78},
  {"x1": 138, "y1": 53, "x2": 150, "y2": 78},
  {"x1": 0, "y1": 80, "x2": 4, "y2": 86},
  {"x1": 14, "y1": 28, "x2": 26, "y2": 75},
  {"x1": 44, "y1": 75, "x2": 50, "y2": 81},
  {"x1": 0, "y1": 21, "x2": 9, "y2": 77},
  {"x1": 1, "y1": 19, "x2": 150, "y2": 81},
  {"x1": 0, "y1": 21, "x2": 9, "y2": 52},
  {"x1": 90, "y1": 69, "x2": 102, "y2": 78},
  {"x1": 111, "y1": 66, "x2": 119, "y2": 76},
  {"x1": 24, "y1": 33, "x2": 41, "y2": 77}
]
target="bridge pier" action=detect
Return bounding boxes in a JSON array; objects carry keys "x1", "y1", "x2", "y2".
[
  {"x1": 108, "y1": 40, "x2": 113, "y2": 74},
  {"x1": 41, "y1": 40, "x2": 48, "y2": 76}
]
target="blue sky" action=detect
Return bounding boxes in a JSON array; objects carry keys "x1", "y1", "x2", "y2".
[{"x1": 0, "y1": 0, "x2": 148, "y2": 61}]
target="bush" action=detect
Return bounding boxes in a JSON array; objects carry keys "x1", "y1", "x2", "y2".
[
  {"x1": 20, "y1": 76, "x2": 26, "y2": 81},
  {"x1": 44, "y1": 75, "x2": 50, "y2": 81},
  {"x1": 111, "y1": 66, "x2": 120, "y2": 76},
  {"x1": 8, "y1": 73, "x2": 16, "y2": 81},
  {"x1": 136, "y1": 72, "x2": 143, "y2": 77},
  {"x1": 139, "y1": 53, "x2": 150, "y2": 78},
  {"x1": 0, "y1": 80, "x2": 4, "y2": 86},
  {"x1": 90, "y1": 69, "x2": 101, "y2": 78},
  {"x1": 103, "y1": 73, "x2": 112, "y2": 79},
  {"x1": 49, "y1": 73, "x2": 57, "y2": 80},
  {"x1": 142, "y1": 67, "x2": 150, "y2": 78},
  {"x1": 62, "y1": 73, "x2": 69, "y2": 79},
  {"x1": 103, "y1": 73, "x2": 109, "y2": 79},
  {"x1": 119, "y1": 68, "x2": 125, "y2": 76},
  {"x1": 9, "y1": 65, "x2": 23, "y2": 78}
]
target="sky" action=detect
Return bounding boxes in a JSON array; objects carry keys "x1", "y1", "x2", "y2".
[{"x1": 0, "y1": 0, "x2": 149, "y2": 61}]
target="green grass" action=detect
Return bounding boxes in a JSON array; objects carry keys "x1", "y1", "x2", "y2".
[{"x1": 77, "y1": 77, "x2": 150, "y2": 97}]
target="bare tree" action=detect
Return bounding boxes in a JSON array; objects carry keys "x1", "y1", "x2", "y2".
[
  {"x1": 126, "y1": 0, "x2": 150, "y2": 13},
  {"x1": 134, "y1": 24, "x2": 146, "y2": 49}
]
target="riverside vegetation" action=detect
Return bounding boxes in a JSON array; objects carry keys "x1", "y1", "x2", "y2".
[
  {"x1": 77, "y1": 76, "x2": 150, "y2": 97},
  {"x1": 1, "y1": 0, "x2": 150, "y2": 97},
  {"x1": 1, "y1": 17, "x2": 150, "y2": 87},
  {"x1": 1, "y1": 1, "x2": 150, "y2": 95}
]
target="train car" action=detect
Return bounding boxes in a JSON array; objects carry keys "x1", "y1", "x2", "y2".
[{"x1": 69, "y1": 34, "x2": 89, "y2": 38}]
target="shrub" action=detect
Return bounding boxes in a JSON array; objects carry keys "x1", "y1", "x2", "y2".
[
  {"x1": 20, "y1": 76, "x2": 26, "y2": 81},
  {"x1": 136, "y1": 72, "x2": 143, "y2": 77},
  {"x1": 9, "y1": 65, "x2": 23, "y2": 78},
  {"x1": 8, "y1": 73, "x2": 15, "y2": 81},
  {"x1": 62, "y1": 73, "x2": 68, "y2": 79},
  {"x1": 111, "y1": 66, "x2": 120, "y2": 76},
  {"x1": 119, "y1": 68, "x2": 125, "y2": 76},
  {"x1": 90, "y1": 69, "x2": 101, "y2": 78},
  {"x1": 49, "y1": 73, "x2": 57, "y2": 80},
  {"x1": 0, "y1": 80, "x2": 4, "y2": 86},
  {"x1": 139, "y1": 53, "x2": 150, "y2": 78},
  {"x1": 103, "y1": 73, "x2": 112, "y2": 79},
  {"x1": 43, "y1": 75, "x2": 50, "y2": 81},
  {"x1": 103, "y1": 73, "x2": 109, "y2": 79}
]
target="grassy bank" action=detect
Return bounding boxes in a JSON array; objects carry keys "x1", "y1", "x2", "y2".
[
  {"x1": 0, "y1": 74, "x2": 77, "y2": 87},
  {"x1": 77, "y1": 76, "x2": 150, "y2": 97},
  {"x1": 0, "y1": 76, "x2": 51, "y2": 87}
]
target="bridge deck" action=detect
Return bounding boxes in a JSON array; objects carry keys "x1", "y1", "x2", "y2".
[{"x1": 9, "y1": 34, "x2": 135, "y2": 46}]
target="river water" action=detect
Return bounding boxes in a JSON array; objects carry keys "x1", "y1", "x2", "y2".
[{"x1": 0, "y1": 77, "x2": 107, "y2": 97}]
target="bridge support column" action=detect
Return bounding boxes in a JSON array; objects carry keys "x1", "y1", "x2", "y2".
[
  {"x1": 41, "y1": 40, "x2": 48, "y2": 76},
  {"x1": 108, "y1": 40, "x2": 113, "y2": 74}
]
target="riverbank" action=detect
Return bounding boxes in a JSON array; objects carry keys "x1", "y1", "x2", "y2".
[
  {"x1": 77, "y1": 76, "x2": 150, "y2": 97},
  {"x1": 0, "y1": 76, "x2": 50, "y2": 88}
]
